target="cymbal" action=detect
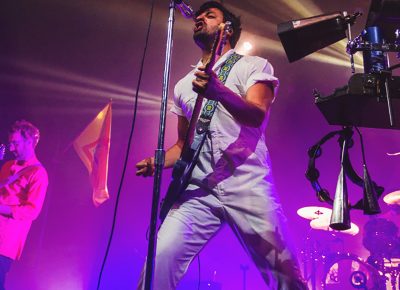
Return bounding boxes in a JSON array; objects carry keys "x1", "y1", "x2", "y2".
[
  {"x1": 297, "y1": 206, "x2": 332, "y2": 220},
  {"x1": 383, "y1": 190, "x2": 400, "y2": 205},
  {"x1": 310, "y1": 217, "x2": 359, "y2": 235}
]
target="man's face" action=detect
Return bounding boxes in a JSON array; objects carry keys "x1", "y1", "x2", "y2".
[
  {"x1": 193, "y1": 7, "x2": 225, "y2": 49},
  {"x1": 8, "y1": 131, "x2": 33, "y2": 161}
]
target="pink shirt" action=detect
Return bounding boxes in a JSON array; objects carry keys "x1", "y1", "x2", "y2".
[{"x1": 0, "y1": 157, "x2": 48, "y2": 260}]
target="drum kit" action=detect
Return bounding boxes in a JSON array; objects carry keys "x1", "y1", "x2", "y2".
[{"x1": 298, "y1": 191, "x2": 400, "y2": 290}]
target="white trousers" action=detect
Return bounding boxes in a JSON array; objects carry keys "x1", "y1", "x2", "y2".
[{"x1": 137, "y1": 186, "x2": 307, "y2": 290}]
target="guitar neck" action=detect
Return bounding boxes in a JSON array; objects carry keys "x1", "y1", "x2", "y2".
[{"x1": 180, "y1": 22, "x2": 231, "y2": 158}]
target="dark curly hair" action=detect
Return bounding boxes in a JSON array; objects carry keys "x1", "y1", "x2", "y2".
[{"x1": 195, "y1": 1, "x2": 242, "y2": 48}]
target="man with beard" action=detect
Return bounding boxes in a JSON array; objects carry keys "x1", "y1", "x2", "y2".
[
  {"x1": 136, "y1": 1, "x2": 306, "y2": 289},
  {"x1": 0, "y1": 120, "x2": 48, "y2": 290}
]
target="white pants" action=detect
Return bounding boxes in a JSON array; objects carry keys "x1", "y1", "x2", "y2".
[{"x1": 137, "y1": 186, "x2": 307, "y2": 290}]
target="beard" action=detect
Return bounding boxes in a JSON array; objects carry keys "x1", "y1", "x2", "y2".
[{"x1": 193, "y1": 30, "x2": 216, "y2": 51}]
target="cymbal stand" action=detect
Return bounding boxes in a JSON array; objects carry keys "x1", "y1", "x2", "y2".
[
  {"x1": 384, "y1": 260, "x2": 400, "y2": 290},
  {"x1": 301, "y1": 229, "x2": 321, "y2": 290}
]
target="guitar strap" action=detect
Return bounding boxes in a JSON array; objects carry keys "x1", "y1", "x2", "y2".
[
  {"x1": 0, "y1": 163, "x2": 42, "y2": 189},
  {"x1": 191, "y1": 52, "x2": 243, "y2": 150}
]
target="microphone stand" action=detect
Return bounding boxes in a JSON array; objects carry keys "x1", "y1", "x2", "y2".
[{"x1": 144, "y1": 1, "x2": 176, "y2": 289}]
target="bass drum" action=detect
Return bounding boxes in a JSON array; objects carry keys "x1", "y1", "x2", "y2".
[{"x1": 322, "y1": 253, "x2": 386, "y2": 290}]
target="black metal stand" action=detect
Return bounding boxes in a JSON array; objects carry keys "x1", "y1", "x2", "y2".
[
  {"x1": 240, "y1": 264, "x2": 249, "y2": 290},
  {"x1": 144, "y1": 1, "x2": 176, "y2": 289},
  {"x1": 301, "y1": 230, "x2": 323, "y2": 290}
]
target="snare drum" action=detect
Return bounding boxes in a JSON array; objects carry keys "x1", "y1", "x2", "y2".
[{"x1": 322, "y1": 253, "x2": 386, "y2": 290}]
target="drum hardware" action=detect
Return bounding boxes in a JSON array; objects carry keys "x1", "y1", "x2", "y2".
[
  {"x1": 363, "y1": 216, "x2": 400, "y2": 290},
  {"x1": 297, "y1": 206, "x2": 363, "y2": 289},
  {"x1": 296, "y1": 205, "x2": 394, "y2": 289},
  {"x1": 367, "y1": 256, "x2": 400, "y2": 290},
  {"x1": 300, "y1": 228, "x2": 329, "y2": 290},
  {"x1": 279, "y1": 2, "x2": 400, "y2": 287},
  {"x1": 281, "y1": 0, "x2": 400, "y2": 256},
  {"x1": 278, "y1": 1, "x2": 400, "y2": 128},
  {"x1": 298, "y1": 208, "x2": 335, "y2": 290},
  {"x1": 305, "y1": 126, "x2": 384, "y2": 232},
  {"x1": 317, "y1": 0, "x2": 400, "y2": 130},
  {"x1": 383, "y1": 258, "x2": 400, "y2": 290},
  {"x1": 298, "y1": 235, "x2": 386, "y2": 290},
  {"x1": 322, "y1": 253, "x2": 386, "y2": 290}
]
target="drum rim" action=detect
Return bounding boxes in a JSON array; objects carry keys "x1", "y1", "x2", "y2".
[{"x1": 322, "y1": 252, "x2": 385, "y2": 289}]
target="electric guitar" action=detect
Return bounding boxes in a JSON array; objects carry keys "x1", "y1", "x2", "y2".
[{"x1": 159, "y1": 22, "x2": 232, "y2": 221}]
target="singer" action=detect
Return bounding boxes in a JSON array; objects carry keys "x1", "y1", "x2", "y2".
[
  {"x1": 0, "y1": 120, "x2": 48, "y2": 290},
  {"x1": 136, "y1": 1, "x2": 306, "y2": 289}
]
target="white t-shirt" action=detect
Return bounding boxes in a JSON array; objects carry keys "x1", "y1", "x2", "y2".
[{"x1": 170, "y1": 49, "x2": 281, "y2": 211}]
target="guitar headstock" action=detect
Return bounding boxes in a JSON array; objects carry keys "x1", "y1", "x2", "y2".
[
  {"x1": 215, "y1": 21, "x2": 232, "y2": 57},
  {"x1": 206, "y1": 21, "x2": 232, "y2": 71}
]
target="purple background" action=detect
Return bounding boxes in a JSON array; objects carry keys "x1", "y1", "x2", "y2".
[{"x1": 1, "y1": 0, "x2": 399, "y2": 289}]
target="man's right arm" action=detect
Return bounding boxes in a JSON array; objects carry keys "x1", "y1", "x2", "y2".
[{"x1": 135, "y1": 115, "x2": 189, "y2": 177}]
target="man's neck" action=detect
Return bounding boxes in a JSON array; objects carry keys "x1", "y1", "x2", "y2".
[
  {"x1": 201, "y1": 44, "x2": 232, "y2": 65},
  {"x1": 18, "y1": 151, "x2": 36, "y2": 163}
]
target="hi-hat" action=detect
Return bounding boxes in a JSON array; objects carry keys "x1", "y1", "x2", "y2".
[
  {"x1": 383, "y1": 190, "x2": 400, "y2": 205},
  {"x1": 310, "y1": 217, "x2": 359, "y2": 235},
  {"x1": 297, "y1": 206, "x2": 332, "y2": 220}
]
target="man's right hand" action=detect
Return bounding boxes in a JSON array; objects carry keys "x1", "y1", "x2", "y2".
[
  {"x1": 0, "y1": 204, "x2": 12, "y2": 217},
  {"x1": 135, "y1": 157, "x2": 155, "y2": 177}
]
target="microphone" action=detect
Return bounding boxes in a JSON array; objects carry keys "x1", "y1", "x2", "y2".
[
  {"x1": 174, "y1": 0, "x2": 194, "y2": 19},
  {"x1": 0, "y1": 144, "x2": 5, "y2": 161}
]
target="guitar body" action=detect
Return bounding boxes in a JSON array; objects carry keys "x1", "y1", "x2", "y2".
[{"x1": 159, "y1": 134, "x2": 206, "y2": 221}]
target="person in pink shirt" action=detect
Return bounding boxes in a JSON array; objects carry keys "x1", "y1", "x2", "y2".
[{"x1": 0, "y1": 120, "x2": 48, "y2": 290}]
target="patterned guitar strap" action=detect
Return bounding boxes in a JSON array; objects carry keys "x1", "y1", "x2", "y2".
[
  {"x1": 0, "y1": 163, "x2": 42, "y2": 189},
  {"x1": 191, "y1": 52, "x2": 243, "y2": 150}
]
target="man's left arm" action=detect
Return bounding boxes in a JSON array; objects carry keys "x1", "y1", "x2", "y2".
[{"x1": 193, "y1": 66, "x2": 274, "y2": 127}]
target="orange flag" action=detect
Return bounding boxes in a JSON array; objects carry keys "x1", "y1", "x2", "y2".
[{"x1": 73, "y1": 102, "x2": 112, "y2": 206}]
